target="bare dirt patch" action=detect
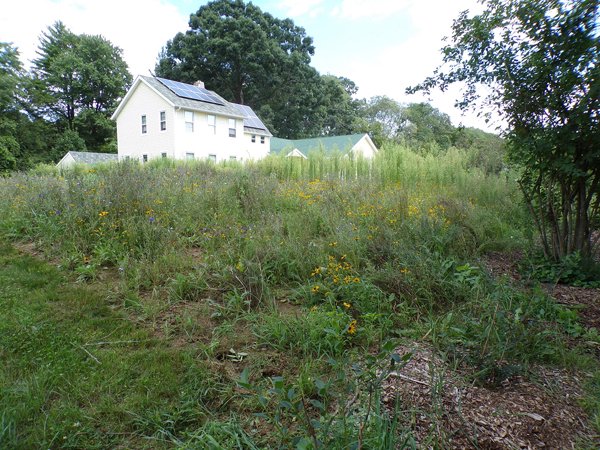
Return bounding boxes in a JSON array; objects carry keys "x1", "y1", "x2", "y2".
[{"x1": 383, "y1": 344, "x2": 594, "y2": 449}]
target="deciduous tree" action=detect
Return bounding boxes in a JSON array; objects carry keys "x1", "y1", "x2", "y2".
[
  {"x1": 410, "y1": 0, "x2": 600, "y2": 260},
  {"x1": 28, "y1": 22, "x2": 131, "y2": 151}
]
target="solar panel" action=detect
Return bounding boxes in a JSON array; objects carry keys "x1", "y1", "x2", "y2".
[
  {"x1": 156, "y1": 78, "x2": 225, "y2": 106},
  {"x1": 236, "y1": 104, "x2": 268, "y2": 131}
]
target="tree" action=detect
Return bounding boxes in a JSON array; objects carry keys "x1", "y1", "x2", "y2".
[
  {"x1": 29, "y1": 22, "x2": 131, "y2": 151},
  {"x1": 156, "y1": 0, "x2": 364, "y2": 138},
  {"x1": 409, "y1": 0, "x2": 600, "y2": 261},
  {"x1": 398, "y1": 103, "x2": 456, "y2": 151},
  {"x1": 0, "y1": 42, "x2": 22, "y2": 170},
  {"x1": 156, "y1": 0, "x2": 314, "y2": 104},
  {"x1": 361, "y1": 96, "x2": 404, "y2": 143}
]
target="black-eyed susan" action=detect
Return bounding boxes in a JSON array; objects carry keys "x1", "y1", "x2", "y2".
[{"x1": 347, "y1": 320, "x2": 357, "y2": 335}]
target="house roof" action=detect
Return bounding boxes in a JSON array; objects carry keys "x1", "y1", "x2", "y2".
[
  {"x1": 270, "y1": 134, "x2": 368, "y2": 156},
  {"x1": 64, "y1": 151, "x2": 118, "y2": 164},
  {"x1": 140, "y1": 76, "x2": 245, "y2": 118},
  {"x1": 113, "y1": 76, "x2": 271, "y2": 136}
]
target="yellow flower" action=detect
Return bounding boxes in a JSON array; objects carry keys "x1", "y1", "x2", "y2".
[
  {"x1": 400, "y1": 268, "x2": 410, "y2": 275},
  {"x1": 343, "y1": 302, "x2": 351, "y2": 309},
  {"x1": 98, "y1": 210, "x2": 109, "y2": 217},
  {"x1": 329, "y1": 241, "x2": 337, "y2": 247},
  {"x1": 347, "y1": 320, "x2": 357, "y2": 335},
  {"x1": 353, "y1": 277, "x2": 360, "y2": 283},
  {"x1": 311, "y1": 267, "x2": 322, "y2": 277},
  {"x1": 311, "y1": 285, "x2": 320, "y2": 294}
]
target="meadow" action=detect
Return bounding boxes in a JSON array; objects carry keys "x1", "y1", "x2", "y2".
[{"x1": 1, "y1": 145, "x2": 598, "y2": 448}]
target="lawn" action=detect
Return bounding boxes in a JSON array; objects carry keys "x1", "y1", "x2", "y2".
[{"x1": 1, "y1": 145, "x2": 598, "y2": 448}]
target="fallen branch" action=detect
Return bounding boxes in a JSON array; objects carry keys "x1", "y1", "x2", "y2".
[{"x1": 387, "y1": 371, "x2": 430, "y2": 387}]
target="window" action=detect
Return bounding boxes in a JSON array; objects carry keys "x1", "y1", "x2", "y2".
[
  {"x1": 142, "y1": 154, "x2": 148, "y2": 163},
  {"x1": 207, "y1": 115, "x2": 216, "y2": 134},
  {"x1": 229, "y1": 156, "x2": 237, "y2": 161},
  {"x1": 208, "y1": 154, "x2": 217, "y2": 163},
  {"x1": 186, "y1": 152, "x2": 195, "y2": 160},
  {"x1": 141, "y1": 115, "x2": 147, "y2": 134},
  {"x1": 228, "y1": 119, "x2": 236, "y2": 138},
  {"x1": 161, "y1": 152, "x2": 167, "y2": 158},
  {"x1": 251, "y1": 135, "x2": 256, "y2": 143},
  {"x1": 185, "y1": 111, "x2": 194, "y2": 132},
  {"x1": 124, "y1": 155, "x2": 131, "y2": 161},
  {"x1": 160, "y1": 111, "x2": 166, "y2": 131},
  {"x1": 260, "y1": 136, "x2": 265, "y2": 144}
]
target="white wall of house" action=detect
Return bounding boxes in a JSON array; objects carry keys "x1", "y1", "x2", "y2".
[
  {"x1": 116, "y1": 82, "x2": 175, "y2": 162},
  {"x1": 244, "y1": 132, "x2": 271, "y2": 160},
  {"x1": 173, "y1": 109, "x2": 243, "y2": 162},
  {"x1": 350, "y1": 135, "x2": 378, "y2": 159}
]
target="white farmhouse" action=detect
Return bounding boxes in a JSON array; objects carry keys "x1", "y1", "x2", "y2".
[{"x1": 111, "y1": 76, "x2": 272, "y2": 163}]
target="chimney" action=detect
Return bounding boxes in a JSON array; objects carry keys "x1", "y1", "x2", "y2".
[{"x1": 194, "y1": 80, "x2": 205, "y2": 88}]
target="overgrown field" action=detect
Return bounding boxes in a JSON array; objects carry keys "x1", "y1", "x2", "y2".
[{"x1": 1, "y1": 146, "x2": 598, "y2": 448}]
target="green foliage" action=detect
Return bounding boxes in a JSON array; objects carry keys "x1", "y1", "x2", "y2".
[
  {"x1": 410, "y1": 0, "x2": 600, "y2": 261},
  {"x1": 237, "y1": 343, "x2": 411, "y2": 449},
  {"x1": 156, "y1": 0, "x2": 364, "y2": 139},
  {"x1": 434, "y1": 282, "x2": 581, "y2": 385},
  {"x1": 521, "y1": 252, "x2": 600, "y2": 287},
  {"x1": 28, "y1": 21, "x2": 131, "y2": 152},
  {"x1": 51, "y1": 129, "x2": 87, "y2": 159}
]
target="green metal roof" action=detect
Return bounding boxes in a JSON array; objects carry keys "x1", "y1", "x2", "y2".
[{"x1": 270, "y1": 134, "x2": 367, "y2": 156}]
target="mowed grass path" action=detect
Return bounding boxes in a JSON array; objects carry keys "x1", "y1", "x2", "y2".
[{"x1": 0, "y1": 241, "x2": 210, "y2": 449}]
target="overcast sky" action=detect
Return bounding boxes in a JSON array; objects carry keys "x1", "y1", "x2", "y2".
[{"x1": 1, "y1": 0, "x2": 497, "y2": 131}]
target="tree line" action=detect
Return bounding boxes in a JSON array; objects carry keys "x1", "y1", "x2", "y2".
[{"x1": 0, "y1": 0, "x2": 502, "y2": 171}]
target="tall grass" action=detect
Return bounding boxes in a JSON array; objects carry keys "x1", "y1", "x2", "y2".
[{"x1": 3, "y1": 144, "x2": 591, "y2": 447}]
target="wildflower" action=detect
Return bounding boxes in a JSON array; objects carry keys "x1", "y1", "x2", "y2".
[
  {"x1": 148, "y1": 216, "x2": 155, "y2": 223},
  {"x1": 347, "y1": 320, "x2": 357, "y2": 335},
  {"x1": 311, "y1": 285, "x2": 320, "y2": 294},
  {"x1": 311, "y1": 267, "x2": 322, "y2": 277},
  {"x1": 329, "y1": 242, "x2": 337, "y2": 247},
  {"x1": 343, "y1": 302, "x2": 351, "y2": 309},
  {"x1": 98, "y1": 210, "x2": 109, "y2": 218},
  {"x1": 310, "y1": 305, "x2": 318, "y2": 312},
  {"x1": 400, "y1": 268, "x2": 410, "y2": 275},
  {"x1": 353, "y1": 277, "x2": 360, "y2": 283}
]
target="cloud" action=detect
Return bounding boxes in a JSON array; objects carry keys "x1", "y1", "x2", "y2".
[
  {"x1": 324, "y1": 0, "x2": 497, "y2": 130},
  {"x1": 332, "y1": 0, "x2": 410, "y2": 20},
  {"x1": 0, "y1": 0, "x2": 189, "y2": 76},
  {"x1": 277, "y1": 0, "x2": 326, "y2": 18}
]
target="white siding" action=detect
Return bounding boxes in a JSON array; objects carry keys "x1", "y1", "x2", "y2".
[
  {"x1": 351, "y1": 135, "x2": 378, "y2": 159},
  {"x1": 173, "y1": 109, "x2": 246, "y2": 162},
  {"x1": 116, "y1": 81, "x2": 175, "y2": 161},
  {"x1": 244, "y1": 132, "x2": 271, "y2": 160},
  {"x1": 56, "y1": 153, "x2": 76, "y2": 169}
]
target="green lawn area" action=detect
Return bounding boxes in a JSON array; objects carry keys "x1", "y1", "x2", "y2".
[{"x1": 0, "y1": 242, "x2": 217, "y2": 449}]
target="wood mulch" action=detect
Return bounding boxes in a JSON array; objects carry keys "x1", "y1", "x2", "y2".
[
  {"x1": 379, "y1": 251, "x2": 599, "y2": 448},
  {"x1": 383, "y1": 344, "x2": 595, "y2": 449}
]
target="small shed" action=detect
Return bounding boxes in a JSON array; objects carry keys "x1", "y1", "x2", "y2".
[{"x1": 57, "y1": 151, "x2": 118, "y2": 169}]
